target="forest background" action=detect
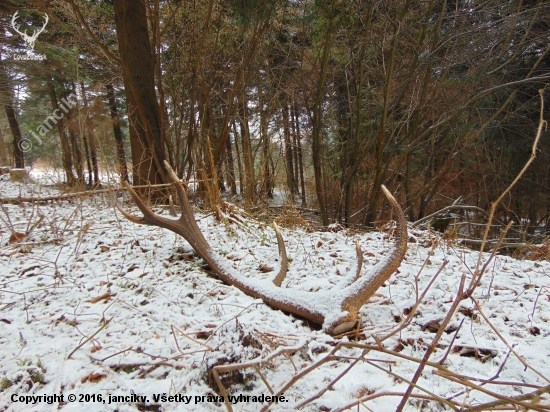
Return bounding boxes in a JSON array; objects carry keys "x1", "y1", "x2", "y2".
[{"x1": 1, "y1": 0, "x2": 550, "y2": 229}]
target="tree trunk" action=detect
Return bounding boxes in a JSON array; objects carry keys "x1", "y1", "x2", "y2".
[
  {"x1": 292, "y1": 101, "x2": 306, "y2": 206},
  {"x1": 232, "y1": 120, "x2": 244, "y2": 194},
  {"x1": 363, "y1": 1, "x2": 410, "y2": 226},
  {"x1": 311, "y1": 16, "x2": 336, "y2": 225},
  {"x1": 225, "y1": 133, "x2": 237, "y2": 195},
  {"x1": 80, "y1": 82, "x2": 100, "y2": 184},
  {"x1": 184, "y1": 97, "x2": 197, "y2": 181},
  {"x1": 282, "y1": 100, "x2": 296, "y2": 196},
  {"x1": 106, "y1": 84, "x2": 129, "y2": 182},
  {"x1": 260, "y1": 111, "x2": 274, "y2": 198},
  {"x1": 67, "y1": 114, "x2": 85, "y2": 187},
  {"x1": 335, "y1": 68, "x2": 353, "y2": 225},
  {"x1": 292, "y1": 117, "x2": 300, "y2": 196},
  {"x1": 258, "y1": 78, "x2": 273, "y2": 198},
  {"x1": 82, "y1": 132, "x2": 93, "y2": 186},
  {"x1": 238, "y1": 93, "x2": 255, "y2": 206},
  {"x1": 64, "y1": 86, "x2": 85, "y2": 187},
  {"x1": 0, "y1": 126, "x2": 8, "y2": 165},
  {"x1": 213, "y1": 101, "x2": 226, "y2": 193},
  {"x1": 4, "y1": 102, "x2": 24, "y2": 169},
  {"x1": 48, "y1": 84, "x2": 75, "y2": 184},
  {"x1": 113, "y1": 0, "x2": 167, "y2": 187},
  {"x1": 0, "y1": 56, "x2": 24, "y2": 169}
]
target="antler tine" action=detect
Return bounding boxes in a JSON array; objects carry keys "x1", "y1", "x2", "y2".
[
  {"x1": 168, "y1": 195, "x2": 177, "y2": 217},
  {"x1": 334, "y1": 239, "x2": 364, "y2": 289},
  {"x1": 164, "y1": 159, "x2": 180, "y2": 183},
  {"x1": 119, "y1": 181, "x2": 164, "y2": 226},
  {"x1": 118, "y1": 176, "x2": 210, "y2": 256},
  {"x1": 163, "y1": 160, "x2": 196, "y2": 221},
  {"x1": 353, "y1": 240, "x2": 363, "y2": 283},
  {"x1": 271, "y1": 222, "x2": 289, "y2": 287},
  {"x1": 331, "y1": 184, "x2": 407, "y2": 333},
  {"x1": 116, "y1": 204, "x2": 147, "y2": 225}
]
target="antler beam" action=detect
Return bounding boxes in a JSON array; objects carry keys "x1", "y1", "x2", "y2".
[{"x1": 118, "y1": 161, "x2": 407, "y2": 335}]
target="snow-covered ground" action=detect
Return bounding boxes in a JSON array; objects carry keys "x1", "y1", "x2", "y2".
[{"x1": 1, "y1": 173, "x2": 549, "y2": 411}]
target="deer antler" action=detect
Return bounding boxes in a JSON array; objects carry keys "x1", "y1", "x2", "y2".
[
  {"x1": 118, "y1": 161, "x2": 407, "y2": 335},
  {"x1": 11, "y1": 11, "x2": 48, "y2": 51}
]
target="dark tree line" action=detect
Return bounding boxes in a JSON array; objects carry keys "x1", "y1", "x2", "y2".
[{"x1": 1, "y1": 0, "x2": 549, "y2": 226}]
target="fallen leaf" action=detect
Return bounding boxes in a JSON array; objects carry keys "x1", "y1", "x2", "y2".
[
  {"x1": 454, "y1": 346, "x2": 498, "y2": 362},
  {"x1": 181, "y1": 253, "x2": 194, "y2": 261},
  {"x1": 87, "y1": 293, "x2": 112, "y2": 303},
  {"x1": 458, "y1": 306, "x2": 477, "y2": 319},
  {"x1": 195, "y1": 331, "x2": 212, "y2": 339},
  {"x1": 530, "y1": 326, "x2": 540, "y2": 336},
  {"x1": 421, "y1": 319, "x2": 442, "y2": 333},
  {"x1": 81, "y1": 372, "x2": 106, "y2": 384},
  {"x1": 9, "y1": 232, "x2": 26, "y2": 244},
  {"x1": 393, "y1": 342, "x2": 405, "y2": 352},
  {"x1": 258, "y1": 263, "x2": 273, "y2": 273}
]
